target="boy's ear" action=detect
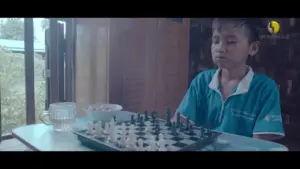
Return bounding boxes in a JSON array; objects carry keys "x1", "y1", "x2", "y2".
[{"x1": 249, "y1": 41, "x2": 260, "y2": 56}]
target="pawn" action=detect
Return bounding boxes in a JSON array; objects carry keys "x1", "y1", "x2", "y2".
[
  {"x1": 94, "y1": 121, "x2": 103, "y2": 137},
  {"x1": 179, "y1": 123, "x2": 185, "y2": 132},
  {"x1": 158, "y1": 138, "x2": 167, "y2": 151},
  {"x1": 130, "y1": 115, "x2": 135, "y2": 124},
  {"x1": 137, "y1": 113, "x2": 141, "y2": 122},
  {"x1": 137, "y1": 138, "x2": 144, "y2": 151},
  {"x1": 87, "y1": 122, "x2": 94, "y2": 135},
  {"x1": 140, "y1": 116, "x2": 145, "y2": 127},
  {"x1": 144, "y1": 111, "x2": 149, "y2": 121},
  {"x1": 171, "y1": 122, "x2": 177, "y2": 135},
  {"x1": 189, "y1": 125, "x2": 194, "y2": 135},
  {"x1": 104, "y1": 122, "x2": 110, "y2": 134}
]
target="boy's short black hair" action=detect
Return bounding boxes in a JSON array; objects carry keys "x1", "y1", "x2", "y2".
[{"x1": 212, "y1": 18, "x2": 266, "y2": 43}]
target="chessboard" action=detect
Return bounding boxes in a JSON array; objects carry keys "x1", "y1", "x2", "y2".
[{"x1": 73, "y1": 110, "x2": 220, "y2": 151}]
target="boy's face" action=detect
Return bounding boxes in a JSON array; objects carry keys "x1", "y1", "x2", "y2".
[{"x1": 211, "y1": 22, "x2": 259, "y2": 69}]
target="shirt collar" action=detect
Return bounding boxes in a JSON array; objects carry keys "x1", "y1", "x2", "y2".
[{"x1": 208, "y1": 66, "x2": 254, "y2": 95}]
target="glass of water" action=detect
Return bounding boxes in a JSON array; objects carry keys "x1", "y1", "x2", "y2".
[{"x1": 39, "y1": 102, "x2": 77, "y2": 132}]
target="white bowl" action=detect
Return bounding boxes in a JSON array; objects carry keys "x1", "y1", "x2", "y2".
[{"x1": 83, "y1": 104, "x2": 123, "y2": 122}]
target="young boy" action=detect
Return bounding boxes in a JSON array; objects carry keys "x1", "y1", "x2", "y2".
[{"x1": 174, "y1": 18, "x2": 285, "y2": 141}]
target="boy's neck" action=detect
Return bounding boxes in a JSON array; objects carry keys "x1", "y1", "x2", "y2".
[{"x1": 220, "y1": 65, "x2": 248, "y2": 81}]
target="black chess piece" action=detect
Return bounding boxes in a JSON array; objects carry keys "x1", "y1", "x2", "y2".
[
  {"x1": 189, "y1": 125, "x2": 194, "y2": 135},
  {"x1": 113, "y1": 115, "x2": 116, "y2": 122},
  {"x1": 137, "y1": 114, "x2": 141, "y2": 122},
  {"x1": 151, "y1": 111, "x2": 157, "y2": 123},
  {"x1": 140, "y1": 116, "x2": 144, "y2": 127},
  {"x1": 185, "y1": 116, "x2": 190, "y2": 131},
  {"x1": 205, "y1": 126, "x2": 212, "y2": 136},
  {"x1": 171, "y1": 122, "x2": 177, "y2": 136},
  {"x1": 166, "y1": 108, "x2": 171, "y2": 126},
  {"x1": 130, "y1": 115, "x2": 135, "y2": 124},
  {"x1": 144, "y1": 111, "x2": 149, "y2": 121},
  {"x1": 155, "y1": 126, "x2": 160, "y2": 135},
  {"x1": 176, "y1": 113, "x2": 180, "y2": 128},
  {"x1": 200, "y1": 127, "x2": 205, "y2": 138},
  {"x1": 179, "y1": 123, "x2": 185, "y2": 132}
]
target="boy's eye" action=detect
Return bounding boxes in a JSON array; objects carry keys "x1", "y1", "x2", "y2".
[
  {"x1": 227, "y1": 41, "x2": 236, "y2": 44},
  {"x1": 212, "y1": 40, "x2": 219, "y2": 44}
]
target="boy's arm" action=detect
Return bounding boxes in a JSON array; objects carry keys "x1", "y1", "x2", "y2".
[
  {"x1": 171, "y1": 79, "x2": 199, "y2": 125},
  {"x1": 253, "y1": 80, "x2": 285, "y2": 141}
]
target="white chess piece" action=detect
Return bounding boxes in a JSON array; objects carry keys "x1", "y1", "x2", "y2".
[
  {"x1": 146, "y1": 145, "x2": 153, "y2": 151},
  {"x1": 94, "y1": 122, "x2": 103, "y2": 137},
  {"x1": 109, "y1": 121, "x2": 117, "y2": 142},
  {"x1": 127, "y1": 135, "x2": 137, "y2": 151},
  {"x1": 150, "y1": 139, "x2": 158, "y2": 151},
  {"x1": 158, "y1": 138, "x2": 167, "y2": 151},
  {"x1": 145, "y1": 122, "x2": 151, "y2": 132},
  {"x1": 110, "y1": 131, "x2": 117, "y2": 143},
  {"x1": 104, "y1": 122, "x2": 109, "y2": 134},
  {"x1": 121, "y1": 123, "x2": 127, "y2": 135},
  {"x1": 87, "y1": 122, "x2": 94, "y2": 135},
  {"x1": 159, "y1": 133, "x2": 164, "y2": 140},
  {"x1": 110, "y1": 118, "x2": 115, "y2": 126},
  {"x1": 129, "y1": 124, "x2": 135, "y2": 132},
  {"x1": 119, "y1": 134, "x2": 127, "y2": 147},
  {"x1": 137, "y1": 139, "x2": 144, "y2": 151}
]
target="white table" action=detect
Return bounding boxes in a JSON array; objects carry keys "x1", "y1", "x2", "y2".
[{"x1": 12, "y1": 116, "x2": 288, "y2": 151}]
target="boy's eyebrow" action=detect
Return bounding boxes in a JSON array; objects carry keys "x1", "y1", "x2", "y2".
[
  {"x1": 224, "y1": 34, "x2": 237, "y2": 39},
  {"x1": 212, "y1": 34, "x2": 237, "y2": 39}
]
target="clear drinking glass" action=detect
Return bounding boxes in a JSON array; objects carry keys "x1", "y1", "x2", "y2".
[{"x1": 39, "y1": 102, "x2": 77, "y2": 132}]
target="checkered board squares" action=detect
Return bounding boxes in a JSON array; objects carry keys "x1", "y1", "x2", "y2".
[
  {"x1": 74, "y1": 118, "x2": 218, "y2": 151},
  {"x1": 113, "y1": 121, "x2": 204, "y2": 150}
]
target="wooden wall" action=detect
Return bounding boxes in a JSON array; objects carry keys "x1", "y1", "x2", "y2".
[{"x1": 75, "y1": 18, "x2": 190, "y2": 118}]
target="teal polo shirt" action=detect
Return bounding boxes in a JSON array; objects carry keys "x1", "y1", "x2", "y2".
[{"x1": 177, "y1": 67, "x2": 285, "y2": 137}]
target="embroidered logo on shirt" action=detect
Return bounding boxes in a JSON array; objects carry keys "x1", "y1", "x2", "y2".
[
  {"x1": 265, "y1": 115, "x2": 270, "y2": 121},
  {"x1": 264, "y1": 115, "x2": 282, "y2": 122},
  {"x1": 231, "y1": 108, "x2": 256, "y2": 121}
]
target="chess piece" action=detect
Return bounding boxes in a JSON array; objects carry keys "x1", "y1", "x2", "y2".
[
  {"x1": 121, "y1": 123, "x2": 127, "y2": 135},
  {"x1": 159, "y1": 133, "x2": 164, "y2": 140},
  {"x1": 179, "y1": 123, "x2": 185, "y2": 132},
  {"x1": 171, "y1": 122, "x2": 177, "y2": 136},
  {"x1": 150, "y1": 139, "x2": 157, "y2": 151},
  {"x1": 94, "y1": 122, "x2": 103, "y2": 137},
  {"x1": 155, "y1": 126, "x2": 160, "y2": 135},
  {"x1": 119, "y1": 134, "x2": 127, "y2": 148},
  {"x1": 200, "y1": 127, "x2": 205, "y2": 137},
  {"x1": 176, "y1": 113, "x2": 180, "y2": 128},
  {"x1": 137, "y1": 139, "x2": 144, "y2": 151},
  {"x1": 151, "y1": 111, "x2": 157, "y2": 123},
  {"x1": 166, "y1": 108, "x2": 171, "y2": 126},
  {"x1": 140, "y1": 116, "x2": 144, "y2": 127},
  {"x1": 113, "y1": 115, "x2": 116, "y2": 122},
  {"x1": 189, "y1": 124, "x2": 194, "y2": 135},
  {"x1": 185, "y1": 116, "x2": 190, "y2": 130},
  {"x1": 145, "y1": 121, "x2": 151, "y2": 132},
  {"x1": 129, "y1": 124, "x2": 135, "y2": 133},
  {"x1": 144, "y1": 111, "x2": 149, "y2": 121},
  {"x1": 137, "y1": 113, "x2": 141, "y2": 122},
  {"x1": 104, "y1": 122, "x2": 109, "y2": 134},
  {"x1": 131, "y1": 115, "x2": 135, "y2": 124},
  {"x1": 87, "y1": 122, "x2": 94, "y2": 135},
  {"x1": 158, "y1": 138, "x2": 167, "y2": 151}
]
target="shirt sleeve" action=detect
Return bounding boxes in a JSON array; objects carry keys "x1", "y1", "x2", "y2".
[
  {"x1": 253, "y1": 80, "x2": 285, "y2": 137},
  {"x1": 176, "y1": 78, "x2": 200, "y2": 124}
]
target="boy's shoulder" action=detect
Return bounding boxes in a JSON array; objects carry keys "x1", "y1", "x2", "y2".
[
  {"x1": 192, "y1": 69, "x2": 217, "y2": 84},
  {"x1": 251, "y1": 73, "x2": 278, "y2": 91}
]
